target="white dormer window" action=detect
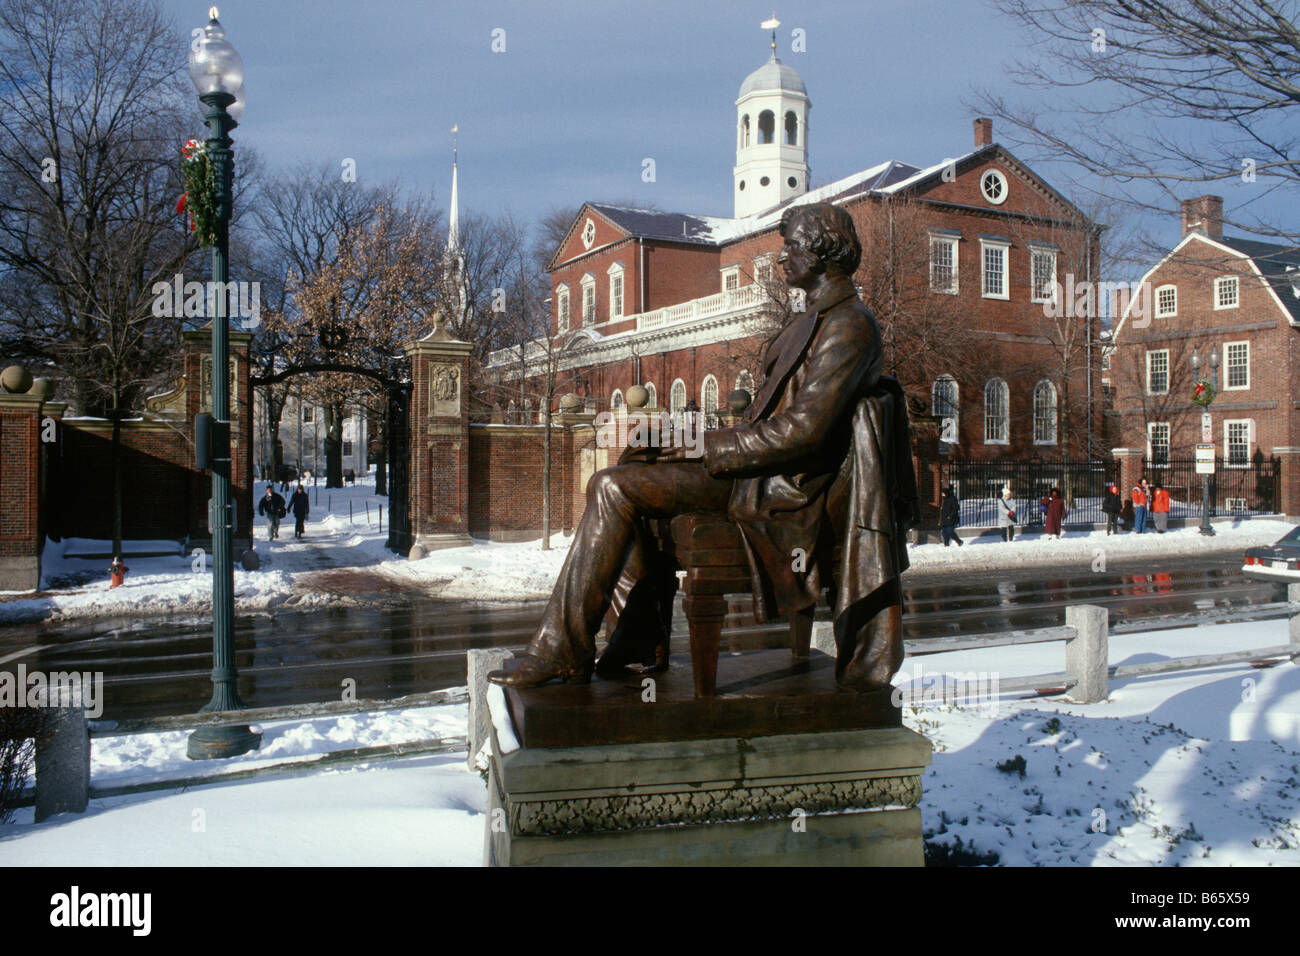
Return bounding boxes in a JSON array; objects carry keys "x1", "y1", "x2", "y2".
[
  {"x1": 580, "y1": 273, "x2": 595, "y2": 326},
  {"x1": 607, "y1": 262, "x2": 625, "y2": 319},
  {"x1": 555, "y1": 283, "x2": 570, "y2": 334},
  {"x1": 1155, "y1": 284, "x2": 1177, "y2": 318},
  {"x1": 1215, "y1": 276, "x2": 1239, "y2": 310}
]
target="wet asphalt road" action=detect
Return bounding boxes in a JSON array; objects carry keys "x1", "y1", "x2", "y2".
[{"x1": 0, "y1": 552, "x2": 1285, "y2": 720}]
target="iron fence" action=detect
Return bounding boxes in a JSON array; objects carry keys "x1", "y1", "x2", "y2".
[
  {"x1": 1142, "y1": 456, "x2": 1280, "y2": 517},
  {"x1": 919, "y1": 457, "x2": 1118, "y2": 529}
]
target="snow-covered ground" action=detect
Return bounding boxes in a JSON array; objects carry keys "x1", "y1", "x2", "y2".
[
  {"x1": 4, "y1": 484, "x2": 1290, "y2": 624},
  {"x1": 2, "y1": 618, "x2": 1297, "y2": 865},
  {"x1": 0, "y1": 475, "x2": 575, "y2": 624}
]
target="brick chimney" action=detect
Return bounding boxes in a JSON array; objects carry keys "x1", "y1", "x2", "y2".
[
  {"x1": 973, "y1": 117, "x2": 993, "y2": 148},
  {"x1": 1181, "y1": 195, "x2": 1223, "y2": 237}
]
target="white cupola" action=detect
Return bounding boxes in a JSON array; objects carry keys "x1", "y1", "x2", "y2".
[{"x1": 733, "y1": 37, "x2": 809, "y2": 218}]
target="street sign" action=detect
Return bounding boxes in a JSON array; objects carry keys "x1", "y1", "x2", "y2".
[
  {"x1": 940, "y1": 417, "x2": 957, "y2": 444},
  {"x1": 1195, "y1": 442, "x2": 1215, "y2": 474},
  {"x1": 1201, "y1": 412, "x2": 1212, "y2": 443}
]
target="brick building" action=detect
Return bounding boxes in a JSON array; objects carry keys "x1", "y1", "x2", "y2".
[
  {"x1": 486, "y1": 49, "x2": 1105, "y2": 462},
  {"x1": 1110, "y1": 195, "x2": 1300, "y2": 515}
]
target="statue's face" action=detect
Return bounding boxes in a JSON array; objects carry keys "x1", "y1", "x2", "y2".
[{"x1": 777, "y1": 222, "x2": 821, "y2": 291}]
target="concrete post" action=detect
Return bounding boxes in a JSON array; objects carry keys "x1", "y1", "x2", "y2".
[
  {"x1": 1065, "y1": 604, "x2": 1109, "y2": 704},
  {"x1": 1289, "y1": 584, "x2": 1300, "y2": 647},
  {"x1": 34, "y1": 703, "x2": 90, "y2": 822},
  {"x1": 467, "y1": 648, "x2": 514, "y2": 770}
]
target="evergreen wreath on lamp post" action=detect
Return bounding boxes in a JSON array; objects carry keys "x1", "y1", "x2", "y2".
[{"x1": 178, "y1": 138, "x2": 218, "y2": 246}]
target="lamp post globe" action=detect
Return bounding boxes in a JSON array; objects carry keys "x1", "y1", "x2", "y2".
[
  {"x1": 186, "y1": 7, "x2": 259, "y2": 760},
  {"x1": 188, "y1": 8, "x2": 243, "y2": 98}
]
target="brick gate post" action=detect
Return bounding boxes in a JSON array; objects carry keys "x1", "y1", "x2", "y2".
[
  {"x1": 405, "y1": 315, "x2": 474, "y2": 551},
  {"x1": 0, "y1": 369, "x2": 56, "y2": 590},
  {"x1": 1272, "y1": 447, "x2": 1300, "y2": 518},
  {"x1": 1112, "y1": 448, "x2": 1143, "y2": 500}
]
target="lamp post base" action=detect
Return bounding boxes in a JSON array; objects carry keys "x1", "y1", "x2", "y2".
[{"x1": 187, "y1": 725, "x2": 262, "y2": 761}]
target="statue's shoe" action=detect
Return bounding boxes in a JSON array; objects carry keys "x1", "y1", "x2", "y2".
[{"x1": 487, "y1": 653, "x2": 592, "y2": 688}]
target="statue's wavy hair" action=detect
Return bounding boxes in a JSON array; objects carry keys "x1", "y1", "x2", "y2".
[{"x1": 779, "y1": 202, "x2": 861, "y2": 277}]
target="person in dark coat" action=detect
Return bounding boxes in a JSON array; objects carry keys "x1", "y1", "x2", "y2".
[
  {"x1": 288, "y1": 484, "x2": 310, "y2": 538},
  {"x1": 1102, "y1": 483, "x2": 1122, "y2": 535},
  {"x1": 257, "y1": 485, "x2": 286, "y2": 541},
  {"x1": 939, "y1": 484, "x2": 963, "y2": 547},
  {"x1": 1043, "y1": 487, "x2": 1067, "y2": 539}
]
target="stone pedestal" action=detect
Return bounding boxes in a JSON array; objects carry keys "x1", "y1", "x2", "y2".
[{"x1": 484, "y1": 722, "x2": 932, "y2": 867}]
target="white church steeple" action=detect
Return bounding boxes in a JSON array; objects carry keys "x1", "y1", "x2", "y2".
[{"x1": 733, "y1": 16, "x2": 810, "y2": 218}]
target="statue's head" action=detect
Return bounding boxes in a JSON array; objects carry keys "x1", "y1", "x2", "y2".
[{"x1": 777, "y1": 202, "x2": 861, "y2": 290}]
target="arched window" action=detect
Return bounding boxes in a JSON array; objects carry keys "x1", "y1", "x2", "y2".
[
  {"x1": 758, "y1": 110, "x2": 775, "y2": 144},
  {"x1": 983, "y1": 378, "x2": 1009, "y2": 444},
  {"x1": 644, "y1": 382, "x2": 657, "y2": 408},
  {"x1": 735, "y1": 369, "x2": 756, "y2": 396},
  {"x1": 1033, "y1": 380, "x2": 1058, "y2": 445},
  {"x1": 701, "y1": 375, "x2": 719, "y2": 429},
  {"x1": 670, "y1": 378, "x2": 687, "y2": 419},
  {"x1": 931, "y1": 375, "x2": 958, "y2": 441},
  {"x1": 784, "y1": 110, "x2": 798, "y2": 146},
  {"x1": 740, "y1": 114, "x2": 750, "y2": 149},
  {"x1": 611, "y1": 389, "x2": 624, "y2": 411}
]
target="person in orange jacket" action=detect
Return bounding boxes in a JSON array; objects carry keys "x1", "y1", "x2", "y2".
[
  {"x1": 1151, "y1": 480, "x2": 1171, "y2": 533},
  {"x1": 1132, "y1": 479, "x2": 1149, "y2": 533}
]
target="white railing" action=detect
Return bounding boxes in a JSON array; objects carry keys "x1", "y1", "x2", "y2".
[
  {"x1": 637, "y1": 284, "x2": 766, "y2": 332},
  {"x1": 484, "y1": 283, "x2": 771, "y2": 368}
]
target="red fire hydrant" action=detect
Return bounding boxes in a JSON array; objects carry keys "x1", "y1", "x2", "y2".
[{"x1": 108, "y1": 556, "x2": 128, "y2": 589}]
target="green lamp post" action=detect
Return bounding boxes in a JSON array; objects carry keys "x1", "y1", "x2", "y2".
[
  {"x1": 1190, "y1": 347, "x2": 1219, "y2": 538},
  {"x1": 187, "y1": 7, "x2": 260, "y2": 760}
]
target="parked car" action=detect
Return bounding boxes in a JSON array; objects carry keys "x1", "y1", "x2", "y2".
[{"x1": 1243, "y1": 526, "x2": 1300, "y2": 581}]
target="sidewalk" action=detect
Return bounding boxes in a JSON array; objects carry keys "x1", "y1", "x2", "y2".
[{"x1": 906, "y1": 517, "x2": 1293, "y2": 573}]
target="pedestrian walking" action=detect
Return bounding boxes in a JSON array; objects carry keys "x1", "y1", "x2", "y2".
[
  {"x1": 939, "y1": 485, "x2": 963, "y2": 547},
  {"x1": 1043, "y1": 487, "x2": 1067, "y2": 539},
  {"x1": 1152, "y1": 481, "x2": 1171, "y2": 533},
  {"x1": 1102, "y1": 482, "x2": 1122, "y2": 535},
  {"x1": 1132, "y1": 478, "x2": 1149, "y2": 534},
  {"x1": 258, "y1": 485, "x2": 286, "y2": 541},
  {"x1": 997, "y1": 486, "x2": 1017, "y2": 542},
  {"x1": 289, "y1": 483, "x2": 311, "y2": 538}
]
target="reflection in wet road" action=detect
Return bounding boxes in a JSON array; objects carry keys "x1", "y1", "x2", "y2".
[{"x1": 1, "y1": 553, "x2": 1284, "y2": 720}]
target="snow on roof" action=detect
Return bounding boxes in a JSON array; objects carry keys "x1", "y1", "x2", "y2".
[{"x1": 588, "y1": 152, "x2": 984, "y2": 251}]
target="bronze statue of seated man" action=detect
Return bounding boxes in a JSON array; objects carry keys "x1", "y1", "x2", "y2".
[{"x1": 490, "y1": 201, "x2": 917, "y2": 693}]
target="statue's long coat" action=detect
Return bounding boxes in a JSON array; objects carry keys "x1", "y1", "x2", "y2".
[{"x1": 702, "y1": 274, "x2": 919, "y2": 686}]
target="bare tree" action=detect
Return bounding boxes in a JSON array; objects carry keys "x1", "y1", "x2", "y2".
[
  {"x1": 976, "y1": 0, "x2": 1300, "y2": 244},
  {"x1": 0, "y1": 0, "x2": 204, "y2": 554}
]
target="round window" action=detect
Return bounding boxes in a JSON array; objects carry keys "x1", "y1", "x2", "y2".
[
  {"x1": 787, "y1": 176, "x2": 797, "y2": 188},
  {"x1": 760, "y1": 176, "x2": 771, "y2": 187},
  {"x1": 738, "y1": 180, "x2": 745, "y2": 191},
  {"x1": 980, "y1": 169, "x2": 1008, "y2": 205}
]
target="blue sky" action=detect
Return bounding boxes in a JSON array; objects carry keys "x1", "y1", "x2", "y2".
[
  {"x1": 159, "y1": 0, "x2": 1290, "y2": 255},
  {"x1": 164, "y1": 1, "x2": 1034, "y2": 222}
]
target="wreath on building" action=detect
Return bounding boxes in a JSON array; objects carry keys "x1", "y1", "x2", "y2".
[
  {"x1": 1191, "y1": 378, "x2": 1216, "y2": 408},
  {"x1": 178, "y1": 139, "x2": 218, "y2": 247}
]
